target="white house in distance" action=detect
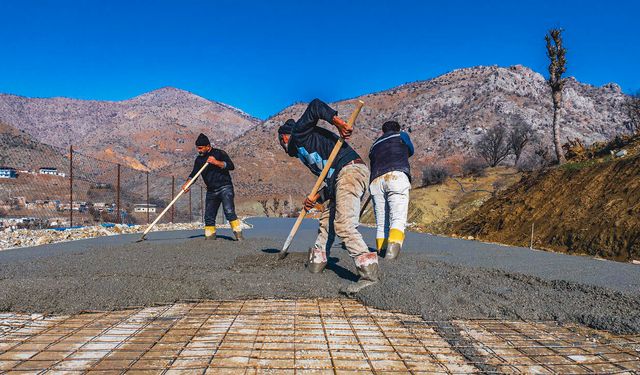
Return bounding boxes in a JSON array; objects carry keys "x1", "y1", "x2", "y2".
[
  {"x1": 134, "y1": 203, "x2": 157, "y2": 213},
  {"x1": 0, "y1": 167, "x2": 17, "y2": 179},
  {"x1": 39, "y1": 167, "x2": 66, "y2": 177}
]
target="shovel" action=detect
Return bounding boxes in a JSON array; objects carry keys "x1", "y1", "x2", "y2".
[
  {"x1": 279, "y1": 100, "x2": 365, "y2": 259},
  {"x1": 136, "y1": 162, "x2": 209, "y2": 242}
]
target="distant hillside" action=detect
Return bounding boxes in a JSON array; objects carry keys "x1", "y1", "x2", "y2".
[
  {"x1": 218, "y1": 65, "x2": 632, "y2": 203},
  {"x1": 0, "y1": 87, "x2": 260, "y2": 170},
  {"x1": 0, "y1": 122, "x2": 68, "y2": 172}
]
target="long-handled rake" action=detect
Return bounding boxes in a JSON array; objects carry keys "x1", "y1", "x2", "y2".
[{"x1": 135, "y1": 162, "x2": 209, "y2": 242}]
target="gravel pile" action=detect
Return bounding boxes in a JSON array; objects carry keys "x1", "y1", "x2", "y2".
[{"x1": 0, "y1": 221, "x2": 251, "y2": 250}]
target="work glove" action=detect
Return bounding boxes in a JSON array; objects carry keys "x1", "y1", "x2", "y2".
[{"x1": 332, "y1": 116, "x2": 352, "y2": 140}]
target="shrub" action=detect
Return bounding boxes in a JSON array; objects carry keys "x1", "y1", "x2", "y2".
[
  {"x1": 421, "y1": 165, "x2": 451, "y2": 186},
  {"x1": 461, "y1": 158, "x2": 487, "y2": 177}
]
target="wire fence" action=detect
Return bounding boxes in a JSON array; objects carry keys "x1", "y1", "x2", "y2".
[{"x1": 0, "y1": 142, "x2": 214, "y2": 230}]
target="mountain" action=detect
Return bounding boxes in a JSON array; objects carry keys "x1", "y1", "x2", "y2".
[
  {"x1": 0, "y1": 122, "x2": 68, "y2": 172},
  {"x1": 2, "y1": 65, "x2": 633, "y2": 214},
  {"x1": 219, "y1": 65, "x2": 632, "y2": 204},
  {"x1": 0, "y1": 87, "x2": 261, "y2": 170}
]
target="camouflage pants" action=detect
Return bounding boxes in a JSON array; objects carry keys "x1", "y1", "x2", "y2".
[{"x1": 311, "y1": 163, "x2": 377, "y2": 267}]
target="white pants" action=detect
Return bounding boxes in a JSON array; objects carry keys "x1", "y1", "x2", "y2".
[{"x1": 369, "y1": 171, "x2": 411, "y2": 249}]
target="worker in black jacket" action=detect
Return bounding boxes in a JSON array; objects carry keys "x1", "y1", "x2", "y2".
[
  {"x1": 181, "y1": 133, "x2": 243, "y2": 241},
  {"x1": 278, "y1": 99, "x2": 378, "y2": 295}
]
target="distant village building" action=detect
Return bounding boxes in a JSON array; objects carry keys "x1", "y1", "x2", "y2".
[
  {"x1": 58, "y1": 202, "x2": 87, "y2": 212},
  {"x1": 39, "y1": 167, "x2": 66, "y2": 177},
  {"x1": 25, "y1": 200, "x2": 59, "y2": 210},
  {"x1": 0, "y1": 167, "x2": 17, "y2": 179},
  {"x1": 134, "y1": 203, "x2": 157, "y2": 213}
]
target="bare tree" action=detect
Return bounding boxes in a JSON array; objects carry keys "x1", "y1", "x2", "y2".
[
  {"x1": 625, "y1": 91, "x2": 640, "y2": 134},
  {"x1": 476, "y1": 124, "x2": 512, "y2": 167},
  {"x1": 258, "y1": 199, "x2": 269, "y2": 217},
  {"x1": 545, "y1": 28, "x2": 567, "y2": 164},
  {"x1": 509, "y1": 118, "x2": 534, "y2": 165}
]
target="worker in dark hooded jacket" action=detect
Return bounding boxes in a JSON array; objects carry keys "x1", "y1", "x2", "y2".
[
  {"x1": 368, "y1": 121, "x2": 414, "y2": 259},
  {"x1": 277, "y1": 99, "x2": 378, "y2": 294}
]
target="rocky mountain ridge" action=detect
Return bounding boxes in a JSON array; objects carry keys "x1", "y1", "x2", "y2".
[
  {"x1": 220, "y1": 64, "x2": 633, "y2": 201},
  {"x1": 0, "y1": 87, "x2": 260, "y2": 170}
]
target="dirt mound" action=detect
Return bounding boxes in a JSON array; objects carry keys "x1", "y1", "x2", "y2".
[{"x1": 452, "y1": 151, "x2": 640, "y2": 261}]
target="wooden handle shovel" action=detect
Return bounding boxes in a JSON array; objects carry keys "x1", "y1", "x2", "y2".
[
  {"x1": 136, "y1": 162, "x2": 209, "y2": 242},
  {"x1": 279, "y1": 100, "x2": 365, "y2": 259}
]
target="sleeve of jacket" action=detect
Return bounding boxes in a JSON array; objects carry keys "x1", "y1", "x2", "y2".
[
  {"x1": 188, "y1": 159, "x2": 201, "y2": 179},
  {"x1": 292, "y1": 98, "x2": 338, "y2": 136},
  {"x1": 400, "y1": 131, "x2": 415, "y2": 157},
  {"x1": 218, "y1": 150, "x2": 235, "y2": 170}
]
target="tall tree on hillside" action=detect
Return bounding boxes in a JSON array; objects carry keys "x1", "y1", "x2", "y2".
[
  {"x1": 545, "y1": 29, "x2": 567, "y2": 164},
  {"x1": 625, "y1": 91, "x2": 640, "y2": 134}
]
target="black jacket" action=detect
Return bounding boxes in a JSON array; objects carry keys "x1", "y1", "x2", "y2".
[
  {"x1": 188, "y1": 148, "x2": 234, "y2": 190},
  {"x1": 369, "y1": 130, "x2": 414, "y2": 182},
  {"x1": 287, "y1": 99, "x2": 360, "y2": 200}
]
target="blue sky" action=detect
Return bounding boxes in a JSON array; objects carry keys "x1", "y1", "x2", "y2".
[{"x1": 0, "y1": 0, "x2": 638, "y2": 119}]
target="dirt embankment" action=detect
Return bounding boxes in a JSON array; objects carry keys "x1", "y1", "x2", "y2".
[{"x1": 452, "y1": 154, "x2": 640, "y2": 261}]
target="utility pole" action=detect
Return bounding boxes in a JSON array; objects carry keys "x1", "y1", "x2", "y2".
[
  {"x1": 171, "y1": 176, "x2": 175, "y2": 223},
  {"x1": 188, "y1": 188, "x2": 192, "y2": 223},
  {"x1": 146, "y1": 171, "x2": 150, "y2": 224},
  {"x1": 69, "y1": 145, "x2": 73, "y2": 228},
  {"x1": 200, "y1": 185, "x2": 204, "y2": 223},
  {"x1": 116, "y1": 164, "x2": 121, "y2": 224}
]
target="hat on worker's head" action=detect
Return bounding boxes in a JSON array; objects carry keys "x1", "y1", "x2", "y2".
[
  {"x1": 195, "y1": 133, "x2": 210, "y2": 146},
  {"x1": 278, "y1": 119, "x2": 296, "y2": 135}
]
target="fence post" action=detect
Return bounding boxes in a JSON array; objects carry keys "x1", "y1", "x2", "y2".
[
  {"x1": 200, "y1": 186, "x2": 204, "y2": 223},
  {"x1": 171, "y1": 176, "x2": 175, "y2": 223},
  {"x1": 146, "y1": 171, "x2": 150, "y2": 224},
  {"x1": 188, "y1": 188, "x2": 192, "y2": 223},
  {"x1": 116, "y1": 164, "x2": 121, "y2": 224},
  {"x1": 69, "y1": 145, "x2": 73, "y2": 228}
]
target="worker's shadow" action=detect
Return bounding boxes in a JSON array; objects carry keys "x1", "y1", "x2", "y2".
[
  {"x1": 260, "y1": 248, "x2": 358, "y2": 282},
  {"x1": 188, "y1": 234, "x2": 237, "y2": 241},
  {"x1": 326, "y1": 257, "x2": 358, "y2": 282}
]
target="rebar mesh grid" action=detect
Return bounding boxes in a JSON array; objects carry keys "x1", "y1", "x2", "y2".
[{"x1": 1, "y1": 299, "x2": 638, "y2": 374}]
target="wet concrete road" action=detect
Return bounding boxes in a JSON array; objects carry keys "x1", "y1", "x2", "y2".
[
  {"x1": 1, "y1": 218, "x2": 640, "y2": 334},
  {"x1": 3, "y1": 217, "x2": 639, "y2": 295}
]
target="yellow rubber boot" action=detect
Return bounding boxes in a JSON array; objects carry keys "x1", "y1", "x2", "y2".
[
  {"x1": 204, "y1": 226, "x2": 216, "y2": 240},
  {"x1": 375, "y1": 238, "x2": 388, "y2": 253},
  {"x1": 386, "y1": 229, "x2": 404, "y2": 259},
  {"x1": 230, "y1": 219, "x2": 243, "y2": 241}
]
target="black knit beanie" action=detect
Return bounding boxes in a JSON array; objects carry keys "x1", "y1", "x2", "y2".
[
  {"x1": 278, "y1": 119, "x2": 296, "y2": 135},
  {"x1": 195, "y1": 133, "x2": 210, "y2": 146}
]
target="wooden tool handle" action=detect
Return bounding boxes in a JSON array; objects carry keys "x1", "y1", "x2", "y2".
[
  {"x1": 140, "y1": 162, "x2": 209, "y2": 239},
  {"x1": 280, "y1": 100, "x2": 365, "y2": 256},
  {"x1": 306, "y1": 100, "x2": 364, "y2": 199}
]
